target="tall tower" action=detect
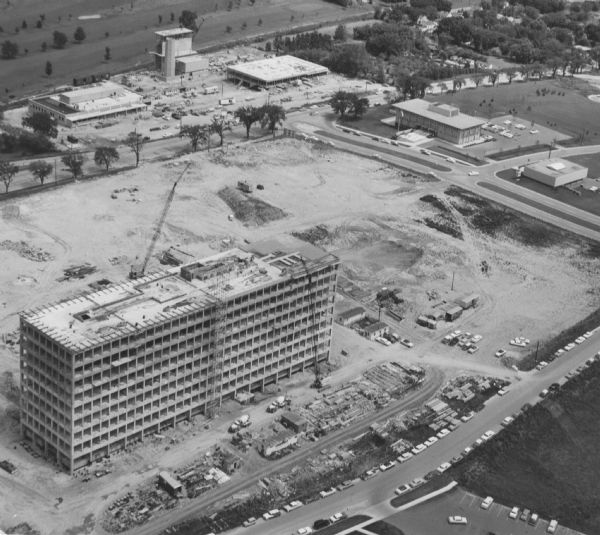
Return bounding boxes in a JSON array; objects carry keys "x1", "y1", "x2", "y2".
[{"x1": 151, "y1": 28, "x2": 194, "y2": 79}]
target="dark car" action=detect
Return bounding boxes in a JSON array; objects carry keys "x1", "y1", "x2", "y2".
[
  {"x1": 256, "y1": 184, "x2": 264, "y2": 190},
  {"x1": 313, "y1": 519, "x2": 331, "y2": 530},
  {"x1": 520, "y1": 508, "x2": 530, "y2": 522}
]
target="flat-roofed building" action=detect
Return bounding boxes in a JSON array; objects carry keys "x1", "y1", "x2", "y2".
[
  {"x1": 226, "y1": 55, "x2": 329, "y2": 88},
  {"x1": 20, "y1": 249, "x2": 339, "y2": 472},
  {"x1": 523, "y1": 158, "x2": 588, "y2": 188},
  {"x1": 393, "y1": 99, "x2": 484, "y2": 145},
  {"x1": 151, "y1": 28, "x2": 208, "y2": 79},
  {"x1": 28, "y1": 81, "x2": 146, "y2": 127}
]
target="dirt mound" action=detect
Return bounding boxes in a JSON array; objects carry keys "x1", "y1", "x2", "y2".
[
  {"x1": 217, "y1": 187, "x2": 287, "y2": 226},
  {"x1": 0, "y1": 240, "x2": 53, "y2": 262}
]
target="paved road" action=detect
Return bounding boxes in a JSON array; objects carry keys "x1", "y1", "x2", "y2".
[
  {"x1": 222, "y1": 333, "x2": 599, "y2": 535},
  {"x1": 121, "y1": 369, "x2": 445, "y2": 535}
]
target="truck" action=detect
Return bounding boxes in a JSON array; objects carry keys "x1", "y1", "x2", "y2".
[
  {"x1": 238, "y1": 180, "x2": 252, "y2": 193},
  {"x1": 204, "y1": 86, "x2": 219, "y2": 95},
  {"x1": 219, "y1": 97, "x2": 236, "y2": 106}
]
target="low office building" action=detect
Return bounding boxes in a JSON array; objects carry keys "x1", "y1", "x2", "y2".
[
  {"x1": 523, "y1": 158, "x2": 588, "y2": 188},
  {"x1": 336, "y1": 306, "x2": 366, "y2": 326},
  {"x1": 20, "y1": 248, "x2": 339, "y2": 472},
  {"x1": 392, "y1": 99, "x2": 484, "y2": 145},
  {"x1": 227, "y1": 55, "x2": 329, "y2": 88},
  {"x1": 28, "y1": 81, "x2": 146, "y2": 127}
]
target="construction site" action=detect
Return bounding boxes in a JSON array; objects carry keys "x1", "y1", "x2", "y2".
[{"x1": 0, "y1": 134, "x2": 599, "y2": 534}]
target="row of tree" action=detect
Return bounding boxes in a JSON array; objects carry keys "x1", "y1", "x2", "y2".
[
  {"x1": 1, "y1": 28, "x2": 86, "y2": 59},
  {"x1": 329, "y1": 91, "x2": 370, "y2": 120}
]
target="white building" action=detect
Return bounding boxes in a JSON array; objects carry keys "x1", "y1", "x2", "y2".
[
  {"x1": 523, "y1": 158, "x2": 588, "y2": 188},
  {"x1": 151, "y1": 28, "x2": 208, "y2": 80}
]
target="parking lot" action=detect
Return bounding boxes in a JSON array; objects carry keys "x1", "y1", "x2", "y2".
[{"x1": 384, "y1": 488, "x2": 585, "y2": 535}]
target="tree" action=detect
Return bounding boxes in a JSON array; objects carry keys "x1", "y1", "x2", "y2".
[
  {"x1": 334, "y1": 24, "x2": 348, "y2": 41},
  {"x1": 330, "y1": 90, "x2": 354, "y2": 119},
  {"x1": 170, "y1": 12, "x2": 175, "y2": 22},
  {"x1": 62, "y1": 153, "x2": 85, "y2": 178},
  {"x1": 45, "y1": 60, "x2": 52, "y2": 76},
  {"x1": 94, "y1": 146, "x2": 120, "y2": 171},
  {"x1": 210, "y1": 115, "x2": 229, "y2": 146},
  {"x1": 258, "y1": 18, "x2": 263, "y2": 26},
  {"x1": 22, "y1": 20, "x2": 27, "y2": 30},
  {"x1": 265, "y1": 41, "x2": 272, "y2": 51},
  {"x1": 234, "y1": 106, "x2": 261, "y2": 138},
  {"x1": 104, "y1": 46, "x2": 111, "y2": 61},
  {"x1": 260, "y1": 104, "x2": 286, "y2": 137},
  {"x1": 41, "y1": 41, "x2": 47, "y2": 52},
  {"x1": 0, "y1": 161, "x2": 18, "y2": 193},
  {"x1": 179, "y1": 10, "x2": 198, "y2": 31},
  {"x1": 53, "y1": 31, "x2": 67, "y2": 49},
  {"x1": 452, "y1": 78, "x2": 463, "y2": 93},
  {"x1": 74, "y1": 26, "x2": 86, "y2": 43},
  {"x1": 22, "y1": 112, "x2": 58, "y2": 138},
  {"x1": 28, "y1": 160, "x2": 53, "y2": 184},
  {"x1": 226, "y1": 25, "x2": 232, "y2": 33},
  {"x1": 1, "y1": 40, "x2": 18, "y2": 59},
  {"x1": 350, "y1": 95, "x2": 369, "y2": 119},
  {"x1": 125, "y1": 131, "x2": 146, "y2": 167},
  {"x1": 504, "y1": 67, "x2": 518, "y2": 84},
  {"x1": 158, "y1": 14, "x2": 163, "y2": 25},
  {"x1": 180, "y1": 124, "x2": 206, "y2": 151}
]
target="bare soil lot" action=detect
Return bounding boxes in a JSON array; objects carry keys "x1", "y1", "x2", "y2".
[{"x1": 0, "y1": 138, "x2": 598, "y2": 533}]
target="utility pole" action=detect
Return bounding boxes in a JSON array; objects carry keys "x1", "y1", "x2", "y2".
[
  {"x1": 451, "y1": 271, "x2": 455, "y2": 291},
  {"x1": 535, "y1": 341, "x2": 540, "y2": 363}
]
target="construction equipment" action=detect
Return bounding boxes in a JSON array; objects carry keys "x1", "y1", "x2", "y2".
[
  {"x1": 300, "y1": 257, "x2": 323, "y2": 389},
  {"x1": 129, "y1": 163, "x2": 190, "y2": 279}
]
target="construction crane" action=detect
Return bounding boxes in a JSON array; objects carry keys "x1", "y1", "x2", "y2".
[
  {"x1": 300, "y1": 257, "x2": 322, "y2": 389},
  {"x1": 129, "y1": 162, "x2": 190, "y2": 279}
]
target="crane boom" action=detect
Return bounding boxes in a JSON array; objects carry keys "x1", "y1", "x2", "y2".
[{"x1": 129, "y1": 162, "x2": 190, "y2": 279}]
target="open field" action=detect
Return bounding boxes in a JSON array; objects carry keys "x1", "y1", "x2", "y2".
[
  {"x1": 0, "y1": 0, "x2": 370, "y2": 101},
  {"x1": 0, "y1": 138, "x2": 599, "y2": 533},
  {"x1": 449, "y1": 362, "x2": 600, "y2": 535},
  {"x1": 427, "y1": 77, "x2": 600, "y2": 144}
]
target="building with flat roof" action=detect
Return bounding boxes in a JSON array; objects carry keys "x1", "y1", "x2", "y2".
[
  {"x1": 20, "y1": 248, "x2": 339, "y2": 472},
  {"x1": 336, "y1": 306, "x2": 366, "y2": 326},
  {"x1": 226, "y1": 55, "x2": 329, "y2": 88},
  {"x1": 28, "y1": 81, "x2": 146, "y2": 127},
  {"x1": 523, "y1": 158, "x2": 588, "y2": 188},
  {"x1": 393, "y1": 99, "x2": 484, "y2": 145},
  {"x1": 151, "y1": 28, "x2": 208, "y2": 80},
  {"x1": 363, "y1": 321, "x2": 389, "y2": 340}
]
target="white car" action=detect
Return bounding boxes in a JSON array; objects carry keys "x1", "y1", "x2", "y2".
[
  {"x1": 481, "y1": 496, "x2": 494, "y2": 509},
  {"x1": 400, "y1": 338, "x2": 414, "y2": 348},
  {"x1": 395, "y1": 483, "x2": 412, "y2": 496},
  {"x1": 448, "y1": 516, "x2": 468, "y2": 525},
  {"x1": 548, "y1": 519, "x2": 558, "y2": 533},
  {"x1": 437, "y1": 428, "x2": 450, "y2": 439},
  {"x1": 411, "y1": 443, "x2": 427, "y2": 455},
  {"x1": 495, "y1": 349, "x2": 507, "y2": 358},
  {"x1": 298, "y1": 528, "x2": 313, "y2": 535},
  {"x1": 319, "y1": 488, "x2": 337, "y2": 498},
  {"x1": 284, "y1": 501, "x2": 304, "y2": 512},
  {"x1": 329, "y1": 512, "x2": 345, "y2": 523},
  {"x1": 437, "y1": 462, "x2": 452, "y2": 473},
  {"x1": 424, "y1": 436, "x2": 439, "y2": 447},
  {"x1": 509, "y1": 506, "x2": 519, "y2": 519},
  {"x1": 530, "y1": 129, "x2": 539, "y2": 134},
  {"x1": 409, "y1": 477, "x2": 425, "y2": 488},
  {"x1": 468, "y1": 346, "x2": 479, "y2": 354},
  {"x1": 397, "y1": 451, "x2": 414, "y2": 463},
  {"x1": 262, "y1": 509, "x2": 281, "y2": 521},
  {"x1": 482, "y1": 430, "x2": 495, "y2": 441},
  {"x1": 468, "y1": 171, "x2": 480, "y2": 176},
  {"x1": 583, "y1": 331, "x2": 593, "y2": 339},
  {"x1": 497, "y1": 388, "x2": 508, "y2": 396},
  {"x1": 510, "y1": 338, "x2": 527, "y2": 347},
  {"x1": 575, "y1": 336, "x2": 586, "y2": 344},
  {"x1": 243, "y1": 517, "x2": 257, "y2": 527},
  {"x1": 471, "y1": 334, "x2": 483, "y2": 343},
  {"x1": 502, "y1": 416, "x2": 514, "y2": 427},
  {"x1": 463, "y1": 446, "x2": 473, "y2": 456},
  {"x1": 564, "y1": 343, "x2": 576, "y2": 351},
  {"x1": 379, "y1": 460, "x2": 396, "y2": 471},
  {"x1": 535, "y1": 361, "x2": 548, "y2": 370},
  {"x1": 460, "y1": 412, "x2": 474, "y2": 422},
  {"x1": 376, "y1": 337, "x2": 391, "y2": 346}
]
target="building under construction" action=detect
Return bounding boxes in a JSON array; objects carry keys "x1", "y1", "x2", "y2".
[{"x1": 19, "y1": 249, "x2": 339, "y2": 472}]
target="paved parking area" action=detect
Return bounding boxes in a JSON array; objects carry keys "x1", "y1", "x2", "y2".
[{"x1": 383, "y1": 487, "x2": 586, "y2": 535}]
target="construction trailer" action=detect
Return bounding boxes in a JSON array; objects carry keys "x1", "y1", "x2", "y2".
[
  {"x1": 445, "y1": 306, "x2": 463, "y2": 322},
  {"x1": 417, "y1": 315, "x2": 437, "y2": 329},
  {"x1": 457, "y1": 293, "x2": 480, "y2": 309}
]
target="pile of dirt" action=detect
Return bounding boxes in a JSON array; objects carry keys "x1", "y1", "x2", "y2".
[
  {"x1": 419, "y1": 195, "x2": 463, "y2": 240},
  {"x1": 0, "y1": 240, "x2": 53, "y2": 262},
  {"x1": 292, "y1": 224, "x2": 330, "y2": 245},
  {"x1": 217, "y1": 187, "x2": 286, "y2": 226}
]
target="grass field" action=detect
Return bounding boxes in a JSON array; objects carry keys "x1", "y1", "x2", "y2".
[
  {"x1": 364, "y1": 520, "x2": 406, "y2": 535},
  {"x1": 450, "y1": 361, "x2": 600, "y2": 534},
  {"x1": 429, "y1": 77, "x2": 600, "y2": 143},
  {"x1": 0, "y1": 0, "x2": 369, "y2": 101}
]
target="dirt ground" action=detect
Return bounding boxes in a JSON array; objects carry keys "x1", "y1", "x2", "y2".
[{"x1": 0, "y1": 138, "x2": 599, "y2": 534}]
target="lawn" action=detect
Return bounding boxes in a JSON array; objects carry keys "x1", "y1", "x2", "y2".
[
  {"x1": 449, "y1": 361, "x2": 600, "y2": 534},
  {"x1": 364, "y1": 520, "x2": 406, "y2": 535},
  {"x1": 496, "y1": 168, "x2": 600, "y2": 217},
  {"x1": 428, "y1": 77, "x2": 600, "y2": 143},
  {"x1": 566, "y1": 152, "x2": 600, "y2": 178},
  {"x1": 316, "y1": 515, "x2": 372, "y2": 535},
  {"x1": 337, "y1": 105, "x2": 398, "y2": 139}
]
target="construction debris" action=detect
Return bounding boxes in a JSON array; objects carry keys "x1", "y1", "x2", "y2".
[
  {"x1": 0, "y1": 240, "x2": 53, "y2": 262},
  {"x1": 159, "y1": 246, "x2": 194, "y2": 266},
  {"x1": 57, "y1": 263, "x2": 97, "y2": 282}
]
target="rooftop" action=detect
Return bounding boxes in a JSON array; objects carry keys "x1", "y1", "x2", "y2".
[
  {"x1": 22, "y1": 249, "x2": 338, "y2": 352},
  {"x1": 227, "y1": 55, "x2": 329, "y2": 83},
  {"x1": 364, "y1": 321, "x2": 389, "y2": 333},
  {"x1": 393, "y1": 98, "x2": 485, "y2": 129},
  {"x1": 525, "y1": 158, "x2": 587, "y2": 176},
  {"x1": 338, "y1": 306, "x2": 366, "y2": 320},
  {"x1": 155, "y1": 28, "x2": 194, "y2": 38}
]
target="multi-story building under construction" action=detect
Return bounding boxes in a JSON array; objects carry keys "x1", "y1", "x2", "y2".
[{"x1": 20, "y1": 249, "x2": 339, "y2": 472}]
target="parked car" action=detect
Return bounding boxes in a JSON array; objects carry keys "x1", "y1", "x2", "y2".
[
  {"x1": 529, "y1": 513, "x2": 539, "y2": 526},
  {"x1": 243, "y1": 518, "x2": 257, "y2": 527},
  {"x1": 548, "y1": 519, "x2": 558, "y2": 533},
  {"x1": 411, "y1": 443, "x2": 427, "y2": 455},
  {"x1": 397, "y1": 451, "x2": 413, "y2": 463},
  {"x1": 437, "y1": 428, "x2": 450, "y2": 439},
  {"x1": 437, "y1": 462, "x2": 452, "y2": 473},
  {"x1": 424, "y1": 436, "x2": 439, "y2": 446},
  {"x1": 540, "y1": 389, "x2": 549, "y2": 397},
  {"x1": 481, "y1": 496, "x2": 494, "y2": 509},
  {"x1": 409, "y1": 477, "x2": 425, "y2": 488},
  {"x1": 509, "y1": 507, "x2": 519, "y2": 519},
  {"x1": 497, "y1": 387, "x2": 508, "y2": 396},
  {"x1": 520, "y1": 508, "x2": 530, "y2": 522},
  {"x1": 298, "y1": 528, "x2": 313, "y2": 535},
  {"x1": 448, "y1": 516, "x2": 468, "y2": 525},
  {"x1": 482, "y1": 430, "x2": 495, "y2": 441},
  {"x1": 329, "y1": 512, "x2": 346, "y2": 523},
  {"x1": 495, "y1": 349, "x2": 507, "y2": 358},
  {"x1": 361, "y1": 469, "x2": 378, "y2": 480},
  {"x1": 284, "y1": 501, "x2": 304, "y2": 512},
  {"x1": 400, "y1": 338, "x2": 414, "y2": 348},
  {"x1": 379, "y1": 460, "x2": 396, "y2": 471},
  {"x1": 395, "y1": 483, "x2": 412, "y2": 496},
  {"x1": 467, "y1": 171, "x2": 479, "y2": 176},
  {"x1": 460, "y1": 412, "x2": 474, "y2": 422},
  {"x1": 502, "y1": 416, "x2": 515, "y2": 427},
  {"x1": 262, "y1": 509, "x2": 281, "y2": 521},
  {"x1": 319, "y1": 488, "x2": 337, "y2": 498}
]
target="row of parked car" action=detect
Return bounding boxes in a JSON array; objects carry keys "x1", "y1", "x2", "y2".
[{"x1": 442, "y1": 330, "x2": 483, "y2": 354}]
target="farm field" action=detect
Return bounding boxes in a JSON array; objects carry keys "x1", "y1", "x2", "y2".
[
  {"x1": 449, "y1": 362, "x2": 600, "y2": 535},
  {"x1": 428, "y1": 77, "x2": 600, "y2": 144},
  {"x1": 0, "y1": 0, "x2": 369, "y2": 101},
  {"x1": 0, "y1": 138, "x2": 599, "y2": 533}
]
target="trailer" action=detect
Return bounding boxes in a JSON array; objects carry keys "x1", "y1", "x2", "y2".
[{"x1": 204, "y1": 86, "x2": 219, "y2": 95}]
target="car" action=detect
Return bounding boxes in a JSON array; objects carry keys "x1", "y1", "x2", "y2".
[
  {"x1": 530, "y1": 129, "x2": 539, "y2": 134},
  {"x1": 502, "y1": 416, "x2": 515, "y2": 427},
  {"x1": 262, "y1": 509, "x2": 281, "y2": 520},
  {"x1": 284, "y1": 501, "x2": 304, "y2": 512},
  {"x1": 298, "y1": 528, "x2": 314, "y2": 535},
  {"x1": 313, "y1": 519, "x2": 331, "y2": 530},
  {"x1": 319, "y1": 487, "x2": 337, "y2": 498},
  {"x1": 510, "y1": 338, "x2": 527, "y2": 347},
  {"x1": 400, "y1": 338, "x2": 414, "y2": 348},
  {"x1": 583, "y1": 331, "x2": 593, "y2": 339},
  {"x1": 529, "y1": 513, "x2": 539, "y2": 526},
  {"x1": 536, "y1": 361, "x2": 549, "y2": 370},
  {"x1": 463, "y1": 446, "x2": 473, "y2": 456},
  {"x1": 376, "y1": 336, "x2": 391, "y2": 346},
  {"x1": 473, "y1": 438, "x2": 484, "y2": 448},
  {"x1": 564, "y1": 343, "x2": 576, "y2": 351},
  {"x1": 467, "y1": 346, "x2": 479, "y2": 354},
  {"x1": 481, "y1": 496, "x2": 494, "y2": 509},
  {"x1": 495, "y1": 349, "x2": 507, "y2": 358},
  {"x1": 448, "y1": 516, "x2": 468, "y2": 525},
  {"x1": 520, "y1": 508, "x2": 531, "y2": 521},
  {"x1": 256, "y1": 184, "x2": 264, "y2": 190},
  {"x1": 329, "y1": 512, "x2": 345, "y2": 523},
  {"x1": 411, "y1": 443, "x2": 427, "y2": 455},
  {"x1": 497, "y1": 388, "x2": 508, "y2": 396},
  {"x1": 437, "y1": 428, "x2": 450, "y2": 439},
  {"x1": 509, "y1": 506, "x2": 519, "y2": 519},
  {"x1": 424, "y1": 436, "x2": 439, "y2": 446},
  {"x1": 540, "y1": 389, "x2": 549, "y2": 397},
  {"x1": 437, "y1": 462, "x2": 452, "y2": 473},
  {"x1": 554, "y1": 348, "x2": 565, "y2": 357},
  {"x1": 243, "y1": 518, "x2": 257, "y2": 527},
  {"x1": 397, "y1": 451, "x2": 414, "y2": 463},
  {"x1": 420, "y1": 148, "x2": 431, "y2": 155},
  {"x1": 450, "y1": 454, "x2": 463, "y2": 465},
  {"x1": 482, "y1": 430, "x2": 495, "y2": 441},
  {"x1": 575, "y1": 336, "x2": 586, "y2": 344},
  {"x1": 460, "y1": 412, "x2": 474, "y2": 422},
  {"x1": 548, "y1": 519, "x2": 558, "y2": 533},
  {"x1": 549, "y1": 382, "x2": 560, "y2": 392},
  {"x1": 395, "y1": 483, "x2": 412, "y2": 496},
  {"x1": 467, "y1": 170, "x2": 480, "y2": 176},
  {"x1": 445, "y1": 156, "x2": 457, "y2": 163},
  {"x1": 336, "y1": 480, "x2": 354, "y2": 491},
  {"x1": 409, "y1": 477, "x2": 425, "y2": 488},
  {"x1": 361, "y1": 469, "x2": 378, "y2": 480},
  {"x1": 379, "y1": 460, "x2": 396, "y2": 471}
]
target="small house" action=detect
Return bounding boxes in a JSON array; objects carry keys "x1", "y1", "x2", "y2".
[
  {"x1": 337, "y1": 306, "x2": 366, "y2": 326},
  {"x1": 363, "y1": 321, "x2": 390, "y2": 340}
]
